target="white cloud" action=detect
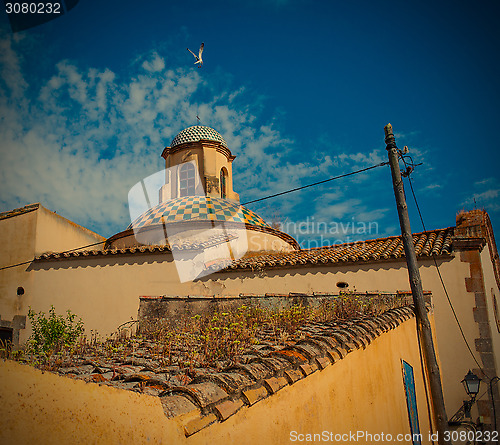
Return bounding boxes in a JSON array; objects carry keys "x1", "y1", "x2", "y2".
[
  {"x1": 393, "y1": 130, "x2": 421, "y2": 141},
  {"x1": 465, "y1": 189, "x2": 500, "y2": 203},
  {"x1": 142, "y1": 53, "x2": 165, "y2": 72},
  {"x1": 1, "y1": 39, "x2": 203, "y2": 234},
  {"x1": 0, "y1": 36, "x2": 27, "y2": 100},
  {"x1": 422, "y1": 183, "x2": 441, "y2": 191},
  {"x1": 462, "y1": 176, "x2": 500, "y2": 213},
  {"x1": 314, "y1": 199, "x2": 362, "y2": 220},
  {"x1": 474, "y1": 177, "x2": 496, "y2": 187},
  {"x1": 356, "y1": 208, "x2": 389, "y2": 222}
]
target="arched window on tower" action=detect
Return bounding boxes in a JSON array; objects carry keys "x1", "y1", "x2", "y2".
[
  {"x1": 179, "y1": 163, "x2": 196, "y2": 197},
  {"x1": 220, "y1": 167, "x2": 228, "y2": 199}
]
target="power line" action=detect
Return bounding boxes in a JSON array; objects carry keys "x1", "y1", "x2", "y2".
[{"x1": 242, "y1": 161, "x2": 389, "y2": 206}]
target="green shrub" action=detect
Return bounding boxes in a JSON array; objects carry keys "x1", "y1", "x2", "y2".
[{"x1": 27, "y1": 305, "x2": 84, "y2": 354}]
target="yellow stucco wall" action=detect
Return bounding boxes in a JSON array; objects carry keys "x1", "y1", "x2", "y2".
[
  {"x1": 481, "y1": 244, "x2": 500, "y2": 375},
  {"x1": 28, "y1": 255, "x2": 179, "y2": 343},
  {"x1": 0, "y1": 359, "x2": 183, "y2": 444},
  {"x1": 202, "y1": 146, "x2": 238, "y2": 199},
  {"x1": 0, "y1": 205, "x2": 104, "y2": 327},
  {"x1": 35, "y1": 205, "x2": 104, "y2": 255},
  {"x1": 0, "y1": 316, "x2": 433, "y2": 444},
  {"x1": 0, "y1": 210, "x2": 37, "y2": 319},
  {"x1": 165, "y1": 144, "x2": 238, "y2": 200}
]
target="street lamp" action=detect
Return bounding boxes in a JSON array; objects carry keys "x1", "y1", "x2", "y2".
[
  {"x1": 462, "y1": 370, "x2": 481, "y2": 399},
  {"x1": 461, "y1": 370, "x2": 481, "y2": 418}
]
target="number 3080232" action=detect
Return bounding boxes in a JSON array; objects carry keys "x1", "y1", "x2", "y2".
[{"x1": 5, "y1": 3, "x2": 62, "y2": 14}]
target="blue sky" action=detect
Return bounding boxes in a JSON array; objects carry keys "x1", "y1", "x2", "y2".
[{"x1": 1, "y1": 0, "x2": 499, "y2": 248}]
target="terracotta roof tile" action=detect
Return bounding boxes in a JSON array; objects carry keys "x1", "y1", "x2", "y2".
[
  {"x1": 183, "y1": 412, "x2": 218, "y2": 437},
  {"x1": 22, "y1": 211, "x2": 500, "y2": 276},
  {"x1": 257, "y1": 356, "x2": 291, "y2": 373},
  {"x1": 193, "y1": 372, "x2": 254, "y2": 394},
  {"x1": 283, "y1": 368, "x2": 304, "y2": 384},
  {"x1": 228, "y1": 362, "x2": 272, "y2": 380},
  {"x1": 172, "y1": 381, "x2": 228, "y2": 409},
  {"x1": 273, "y1": 348, "x2": 308, "y2": 365},
  {"x1": 289, "y1": 342, "x2": 323, "y2": 360},
  {"x1": 303, "y1": 337, "x2": 342, "y2": 362},
  {"x1": 220, "y1": 227, "x2": 455, "y2": 272},
  {"x1": 299, "y1": 362, "x2": 319, "y2": 376},
  {"x1": 315, "y1": 356, "x2": 332, "y2": 370},
  {"x1": 213, "y1": 398, "x2": 245, "y2": 421},
  {"x1": 263, "y1": 376, "x2": 288, "y2": 394},
  {"x1": 34, "y1": 226, "x2": 458, "y2": 266},
  {"x1": 161, "y1": 395, "x2": 198, "y2": 418},
  {"x1": 241, "y1": 386, "x2": 268, "y2": 406},
  {"x1": 35, "y1": 234, "x2": 236, "y2": 261}
]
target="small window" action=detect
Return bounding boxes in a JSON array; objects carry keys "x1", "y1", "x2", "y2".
[
  {"x1": 220, "y1": 167, "x2": 227, "y2": 199},
  {"x1": 336, "y1": 281, "x2": 349, "y2": 289},
  {"x1": 179, "y1": 163, "x2": 196, "y2": 197}
]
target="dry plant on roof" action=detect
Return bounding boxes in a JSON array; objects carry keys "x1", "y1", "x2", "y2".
[{"x1": 10, "y1": 292, "x2": 406, "y2": 378}]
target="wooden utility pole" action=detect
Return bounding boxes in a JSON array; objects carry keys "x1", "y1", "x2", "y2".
[{"x1": 384, "y1": 124, "x2": 451, "y2": 445}]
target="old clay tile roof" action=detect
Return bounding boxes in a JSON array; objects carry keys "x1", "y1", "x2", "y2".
[
  {"x1": 46, "y1": 304, "x2": 424, "y2": 437},
  {"x1": 34, "y1": 227, "x2": 455, "y2": 266},
  {"x1": 222, "y1": 227, "x2": 455, "y2": 272},
  {"x1": 35, "y1": 233, "x2": 238, "y2": 261},
  {"x1": 36, "y1": 245, "x2": 171, "y2": 260}
]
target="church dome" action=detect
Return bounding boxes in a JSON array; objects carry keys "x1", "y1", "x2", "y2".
[
  {"x1": 128, "y1": 196, "x2": 271, "y2": 230},
  {"x1": 171, "y1": 126, "x2": 228, "y2": 148}
]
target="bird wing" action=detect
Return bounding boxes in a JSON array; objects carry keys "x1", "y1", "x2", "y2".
[
  {"x1": 198, "y1": 43, "x2": 204, "y2": 58},
  {"x1": 187, "y1": 48, "x2": 198, "y2": 59}
]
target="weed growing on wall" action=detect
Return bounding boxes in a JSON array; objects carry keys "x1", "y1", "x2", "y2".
[
  {"x1": 0, "y1": 339, "x2": 14, "y2": 359},
  {"x1": 27, "y1": 305, "x2": 84, "y2": 355}
]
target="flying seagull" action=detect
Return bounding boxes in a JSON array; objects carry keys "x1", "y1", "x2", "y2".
[{"x1": 187, "y1": 43, "x2": 204, "y2": 67}]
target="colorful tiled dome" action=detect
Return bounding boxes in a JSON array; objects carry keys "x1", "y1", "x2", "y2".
[
  {"x1": 171, "y1": 126, "x2": 228, "y2": 148},
  {"x1": 128, "y1": 196, "x2": 271, "y2": 230}
]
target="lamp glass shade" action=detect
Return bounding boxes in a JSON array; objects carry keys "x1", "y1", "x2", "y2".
[{"x1": 462, "y1": 370, "x2": 481, "y2": 397}]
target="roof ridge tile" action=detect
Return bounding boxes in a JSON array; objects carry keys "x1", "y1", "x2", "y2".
[
  {"x1": 299, "y1": 362, "x2": 319, "y2": 377},
  {"x1": 170, "y1": 382, "x2": 228, "y2": 409},
  {"x1": 241, "y1": 385, "x2": 268, "y2": 406},
  {"x1": 213, "y1": 398, "x2": 245, "y2": 421},
  {"x1": 263, "y1": 376, "x2": 288, "y2": 394},
  {"x1": 315, "y1": 356, "x2": 332, "y2": 370},
  {"x1": 283, "y1": 368, "x2": 304, "y2": 384}
]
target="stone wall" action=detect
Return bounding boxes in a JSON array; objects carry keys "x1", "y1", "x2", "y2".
[{"x1": 137, "y1": 291, "x2": 419, "y2": 331}]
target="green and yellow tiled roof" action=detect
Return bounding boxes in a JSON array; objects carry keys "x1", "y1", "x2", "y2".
[
  {"x1": 128, "y1": 196, "x2": 272, "y2": 230},
  {"x1": 170, "y1": 126, "x2": 228, "y2": 148}
]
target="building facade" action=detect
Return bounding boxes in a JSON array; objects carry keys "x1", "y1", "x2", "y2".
[{"x1": 1, "y1": 125, "x2": 500, "y2": 432}]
